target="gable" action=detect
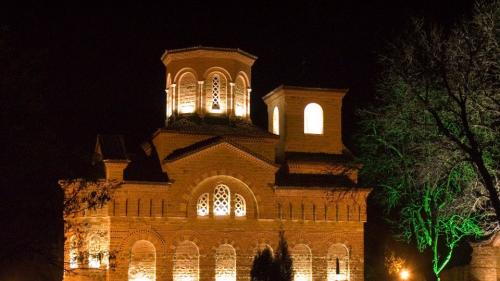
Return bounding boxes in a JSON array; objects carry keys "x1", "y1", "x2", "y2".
[{"x1": 163, "y1": 141, "x2": 279, "y2": 174}]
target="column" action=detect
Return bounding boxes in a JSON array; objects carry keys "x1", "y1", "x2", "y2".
[
  {"x1": 198, "y1": 81, "x2": 205, "y2": 116},
  {"x1": 246, "y1": 88, "x2": 252, "y2": 120},
  {"x1": 171, "y1": 83, "x2": 177, "y2": 117},
  {"x1": 229, "y1": 82, "x2": 235, "y2": 117}
]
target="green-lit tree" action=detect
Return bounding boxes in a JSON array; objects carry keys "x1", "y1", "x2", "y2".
[{"x1": 357, "y1": 1, "x2": 498, "y2": 280}]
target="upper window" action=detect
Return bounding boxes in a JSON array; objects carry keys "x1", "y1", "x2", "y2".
[
  {"x1": 234, "y1": 76, "x2": 246, "y2": 117},
  {"x1": 304, "y1": 103, "x2": 324, "y2": 134},
  {"x1": 234, "y1": 194, "x2": 246, "y2": 217},
  {"x1": 213, "y1": 184, "x2": 231, "y2": 216},
  {"x1": 178, "y1": 72, "x2": 197, "y2": 114},
  {"x1": 272, "y1": 106, "x2": 279, "y2": 135},
  {"x1": 197, "y1": 193, "x2": 209, "y2": 217}
]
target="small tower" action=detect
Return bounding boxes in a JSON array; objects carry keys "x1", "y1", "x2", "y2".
[
  {"x1": 262, "y1": 85, "x2": 347, "y2": 160},
  {"x1": 161, "y1": 47, "x2": 257, "y2": 124}
]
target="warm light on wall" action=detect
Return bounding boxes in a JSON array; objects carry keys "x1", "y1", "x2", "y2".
[
  {"x1": 272, "y1": 106, "x2": 279, "y2": 135},
  {"x1": 180, "y1": 104, "x2": 195, "y2": 114},
  {"x1": 235, "y1": 105, "x2": 245, "y2": 117}
]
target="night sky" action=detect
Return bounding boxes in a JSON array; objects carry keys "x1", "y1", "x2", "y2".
[{"x1": 1, "y1": 1, "x2": 474, "y2": 280}]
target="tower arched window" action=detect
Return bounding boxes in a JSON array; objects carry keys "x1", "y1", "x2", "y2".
[
  {"x1": 304, "y1": 103, "x2": 323, "y2": 134},
  {"x1": 292, "y1": 244, "x2": 312, "y2": 281},
  {"x1": 327, "y1": 244, "x2": 350, "y2": 281},
  {"x1": 205, "y1": 72, "x2": 227, "y2": 113},
  {"x1": 173, "y1": 241, "x2": 199, "y2": 281},
  {"x1": 212, "y1": 74, "x2": 221, "y2": 110},
  {"x1": 215, "y1": 244, "x2": 237, "y2": 281},
  {"x1": 69, "y1": 235, "x2": 78, "y2": 269},
  {"x1": 213, "y1": 184, "x2": 230, "y2": 216},
  {"x1": 234, "y1": 76, "x2": 246, "y2": 117},
  {"x1": 272, "y1": 106, "x2": 279, "y2": 135},
  {"x1": 197, "y1": 193, "x2": 209, "y2": 217},
  {"x1": 128, "y1": 240, "x2": 156, "y2": 281},
  {"x1": 178, "y1": 72, "x2": 197, "y2": 114},
  {"x1": 234, "y1": 194, "x2": 246, "y2": 217}
]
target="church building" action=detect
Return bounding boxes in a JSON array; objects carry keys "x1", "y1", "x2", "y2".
[{"x1": 62, "y1": 47, "x2": 371, "y2": 281}]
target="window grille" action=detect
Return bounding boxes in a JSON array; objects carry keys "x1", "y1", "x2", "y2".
[
  {"x1": 213, "y1": 184, "x2": 230, "y2": 216},
  {"x1": 234, "y1": 194, "x2": 246, "y2": 217},
  {"x1": 212, "y1": 74, "x2": 221, "y2": 110},
  {"x1": 197, "y1": 193, "x2": 209, "y2": 217}
]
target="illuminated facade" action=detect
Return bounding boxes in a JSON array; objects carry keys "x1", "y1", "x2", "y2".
[{"x1": 62, "y1": 47, "x2": 371, "y2": 281}]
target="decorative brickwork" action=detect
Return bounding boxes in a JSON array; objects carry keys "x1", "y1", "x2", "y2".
[{"x1": 62, "y1": 47, "x2": 370, "y2": 281}]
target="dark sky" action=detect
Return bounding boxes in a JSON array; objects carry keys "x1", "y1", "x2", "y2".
[{"x1": 1, "y1": 1, "x2": 473, "y2": 280}]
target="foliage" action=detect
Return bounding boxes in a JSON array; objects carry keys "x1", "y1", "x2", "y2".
[
  {"x1": 60, "y1": 179, "x2": 119, "y2": 272},
  {"x1": 251, "y1": 248, "x2": 275, "y2": 281},
  {"x1": 250, "y1": 230, "x2": 293, "y2": 281},
  {"x1": 356, "y1": 1, "x2": 498, "y2": 280},
  {"x1": 384, "y1": 250, "x2": 406, "y2": 276}
]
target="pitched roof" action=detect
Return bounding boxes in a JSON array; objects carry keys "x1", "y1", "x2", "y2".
[
  {"x1": 285, "y1": 151, "x2": 357, "y2": 165},
  {"x1": 164, "y1": 116, "x2": 279, "y2": 139},
  {"x1": 161, "y1": 46, "x2": 257, "y2": 60},
  {"x1": 275, "y1": 173, "x2": 357, "y2": 188},
  {"x1": 164, "y1": 136, "x2": 278, "y2": 168},
  {"x1": 95, "y1": 135, "x2": 128, "y2": 161}
]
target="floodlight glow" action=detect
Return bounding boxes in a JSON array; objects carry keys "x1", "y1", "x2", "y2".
[
  {"x1": 180, "y1": 104, "x2": 195, "y2": 114},
  {"x1": 235, "y1": 105, "x2": 245, "y2": 117},
  {"x1": 400, "y1": 269, "x2": 410, "y2": 280}
]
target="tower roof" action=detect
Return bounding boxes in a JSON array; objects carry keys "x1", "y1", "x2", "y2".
[{"x1": 161, "y1": 46, "x2": 257, "y2": 63}]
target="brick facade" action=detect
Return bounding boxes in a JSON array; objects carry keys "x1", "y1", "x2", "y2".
[{"x1": 62, "y1": 47, "x2": 371, "y2": 281}]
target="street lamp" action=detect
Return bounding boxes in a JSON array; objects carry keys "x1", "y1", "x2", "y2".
[{"x1": 400, "y1": 269, "x2": 410, "y2": 280}]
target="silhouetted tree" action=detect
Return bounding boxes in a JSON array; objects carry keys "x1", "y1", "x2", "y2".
[
  {"x1": 250, "y1": 230, "x2": 293, "y2": 281},
  {"x1": 274, "y1": 230, "x2": 294, "y2": 281}
]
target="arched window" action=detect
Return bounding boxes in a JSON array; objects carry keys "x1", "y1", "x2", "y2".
[
  {"x1": 69, "y1": 235, "x2": 78, "y2": 269},
  {"x1": 128, "y1": 240, "x2": 156, "y2": 281},
  {"x1": 292, "y1": 244, "x2": 312, "y2": 281},
  {"x1": 178, "y1": 72, "x2": 197, "y2": 114},
  {"x1": 88, "y1": 235, "x2": 102, "y2": 268},
  {"x1": 327, "y1": 244, "x2": 349, "y2": 281},
  {"x1": 215, "y1": 244, "x2": 237, "y2": 281},
  {"x1": 234, "y1": 76, "x2": 246, "y2": 117},
  {"x1": 197, "y1": 193, "x2": 209, "y2": 217},
  {"x1": 205, "y1": 72, "x2": 227, "y2": 113},
  {"x1": 272, "y1": 106, "x2": 279, "y2": 135},
  {"x1": 304, "y1": 103, "x2": 323, "y2": 134},
  {"x1": 234, "y1": 194, "x2": 246, "y2": 217},
  {"x1": 173, "y1": 241, "x2": 199, "y2": 281},
  {"x1": 213, "y1": 184, "x2": 230, "y2": 216}
]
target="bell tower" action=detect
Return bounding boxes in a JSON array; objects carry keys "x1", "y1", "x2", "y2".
[
  {"x1": 161, "y1": 47, "x2": 257, "y2": 125},
  {"x1": 263, "y1": 85, "x2": 347, "y2": 159}
]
